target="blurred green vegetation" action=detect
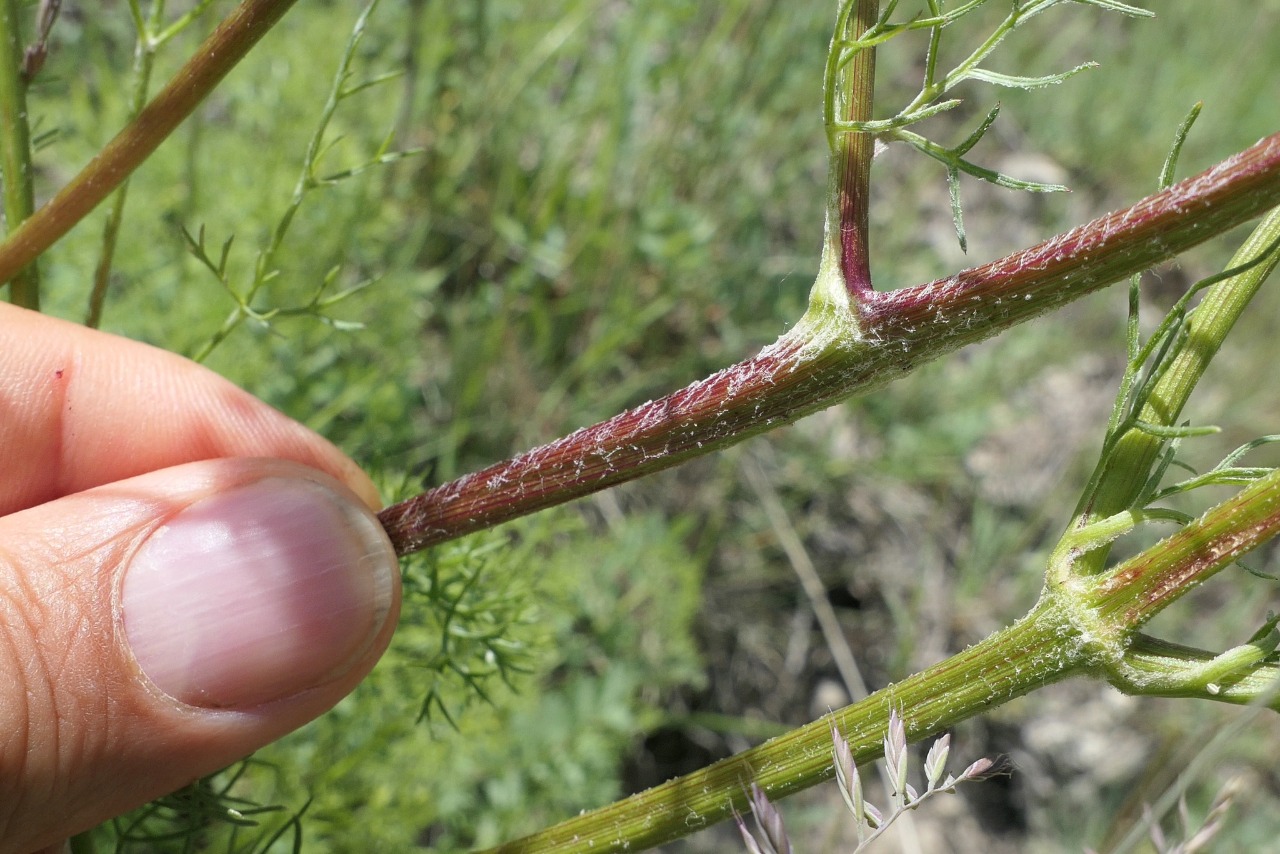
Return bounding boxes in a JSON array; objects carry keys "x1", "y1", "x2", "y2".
[{"x1": 22, "y1": 1, "x2": 1280, "y2": 850}]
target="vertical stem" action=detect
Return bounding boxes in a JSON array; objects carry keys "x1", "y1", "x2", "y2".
[
  {"x1": 86, "y1": 0, "x2": 166, "y2": 328},
  {"x1": 828, "y1": 0, "x2": 878, "y2": 296},
  {"x1": 0, "y1": 0, "x2": 40, "y2": 308},
  {"x1": 187, "y1": 0, "x2": 381, "y2": 365}
]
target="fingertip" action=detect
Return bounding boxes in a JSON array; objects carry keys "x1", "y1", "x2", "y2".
[{"x1": 122, "y1": 475, "x2": 398, "y2": 709}]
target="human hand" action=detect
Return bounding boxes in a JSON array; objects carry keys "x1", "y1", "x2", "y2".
[{"x1": 0, "y1": 303, "x2": 401, "y2": 853}]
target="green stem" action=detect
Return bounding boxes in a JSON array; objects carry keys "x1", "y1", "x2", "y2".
[
  {"x1": 0, "y1": 0, "x2": 39, "y2": 308},
  {"x1": 1090, "y1": 467, "x2": 1280, "y2": 630},
  {"x1": 482, "y1": 598, "x2": 1083, "y2": 853},
  {"x1": 0, "y1": 0, "x2": 300, "y2": 286},
  {"x1": 492, "y1": 459, "x2": 1280, "y2": 853},
  {"x1": 188, "y1": 0, "x2": 381, "y2": 364},
  {"x1": 903, "y1": 0, "x2": 1044, "y2": 112},
  {"x1": 86, "y1": 0, "x2": 168, "y2": 328},
  {"x1": 486, "y1": 452, "x2": 1280, "y2": 853},
  {"x1": 1114, "y1": 634, "x2": 1280, "y2": 707},
  {"x1": 1061, "y1": 466, "x2": 1280, "y2": 706},
  {"x1": 1070, "y1": 205, "x2": 1280, "y2": 571}
]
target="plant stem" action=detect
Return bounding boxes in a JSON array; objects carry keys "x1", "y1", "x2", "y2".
[
  {"x1": 379, "y1": 133, "x2": 1280, "y2": 556},
  {"x1": 825, "y1": 0, "x2": 878, "y2": 295},
  {"x1": 1112, "y1": 633, "x2": 1280, "y2": 705},
  {"x1": 1069, "y1": 205, "x2": 1280, "y2": 572},
  {"x1": 481, "y1": 597, "x2": 1082, "y2": 853},
  {"x1": 1090, "y1": 466, "x2": 1280, "y2": 631},
  {"x1": 187, "y1": 0, "x2": 382, "y2": 364},
  {"x1": 486, "y1": 457, "x2": 1280, "y2": 852},
  {"x1": 86, "y1": 0, "x2": 168, "y2": 328},
  {"x1": 0, "y1": 0, "x2": 300, "y2": 287},
  {"x1": 0, "y1": 0, "x2": 39, "y2": 308}
]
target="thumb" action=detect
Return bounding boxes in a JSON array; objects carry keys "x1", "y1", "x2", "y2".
[{"x1": 0, "y1": 458, "x2": 400, "y2": 853}]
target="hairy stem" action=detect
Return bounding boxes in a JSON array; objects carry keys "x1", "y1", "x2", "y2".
[
  {"x1": 1089, "y1": 466, "x2": 1280, "y2": 631},
  {"x1": 379, "y1": 133, "x2": 1280, "y2": 556},
  {"x1": 487, "y1": 459, "x2": 1280, "y2": 852},
  {"x1": 825, "y1": 0, "x2": 878, "y2": 294},
  {"x1": 1112, "y1": 634, "x2": 1280, "y2": 706},
  {"x1": 0, "y1": 0, "x2": 299, "y2": 287},
  {"x1": 1069, "y1": 205, "x2": 1280, "y2": 573},
  {"x1": 481, "y1": 598, "x2": 1081, "y2": 853}
]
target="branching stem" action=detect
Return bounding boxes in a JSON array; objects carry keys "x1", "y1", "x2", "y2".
[
  {"x1": 1069, "y1": 204, "x2": 1280, "y2": 573},
  {"x1": 86, "y1": 0, "x2": 177, "y2": 328},
  {"x1": 483, "y1": 453, "x2": 1280, "y2": 853},
  {"x1": 379, "y1": 133, "x2": 1280, "y2": 556}
]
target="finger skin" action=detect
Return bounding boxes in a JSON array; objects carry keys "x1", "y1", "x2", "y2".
[
  {"x1": 0, "y1": 304, "x2": 394, "y2": 851},
  {"x1": 0, "y1": 459, "x2": 400, "y2": 854},
  {"x1": 0, "y1": 302, "x2": 379, "y2": 515}
]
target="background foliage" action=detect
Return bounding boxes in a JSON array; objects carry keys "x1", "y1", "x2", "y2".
[{"x1": 25, "y1": 1, "x2": 1280, "y2": 850}]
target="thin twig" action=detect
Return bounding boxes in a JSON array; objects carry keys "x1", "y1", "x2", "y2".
[{"x1": 0, "y1": 0, "x2": 301, "y2": 287}]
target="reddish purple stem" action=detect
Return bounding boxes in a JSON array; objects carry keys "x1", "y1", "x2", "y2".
[{"x1": 379, "y1": 132, "x2": 1280, "y2": 556}]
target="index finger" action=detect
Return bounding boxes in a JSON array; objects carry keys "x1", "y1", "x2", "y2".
[{"x1": 0, "y1": 302, "x2": 379, "y2": 515}]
